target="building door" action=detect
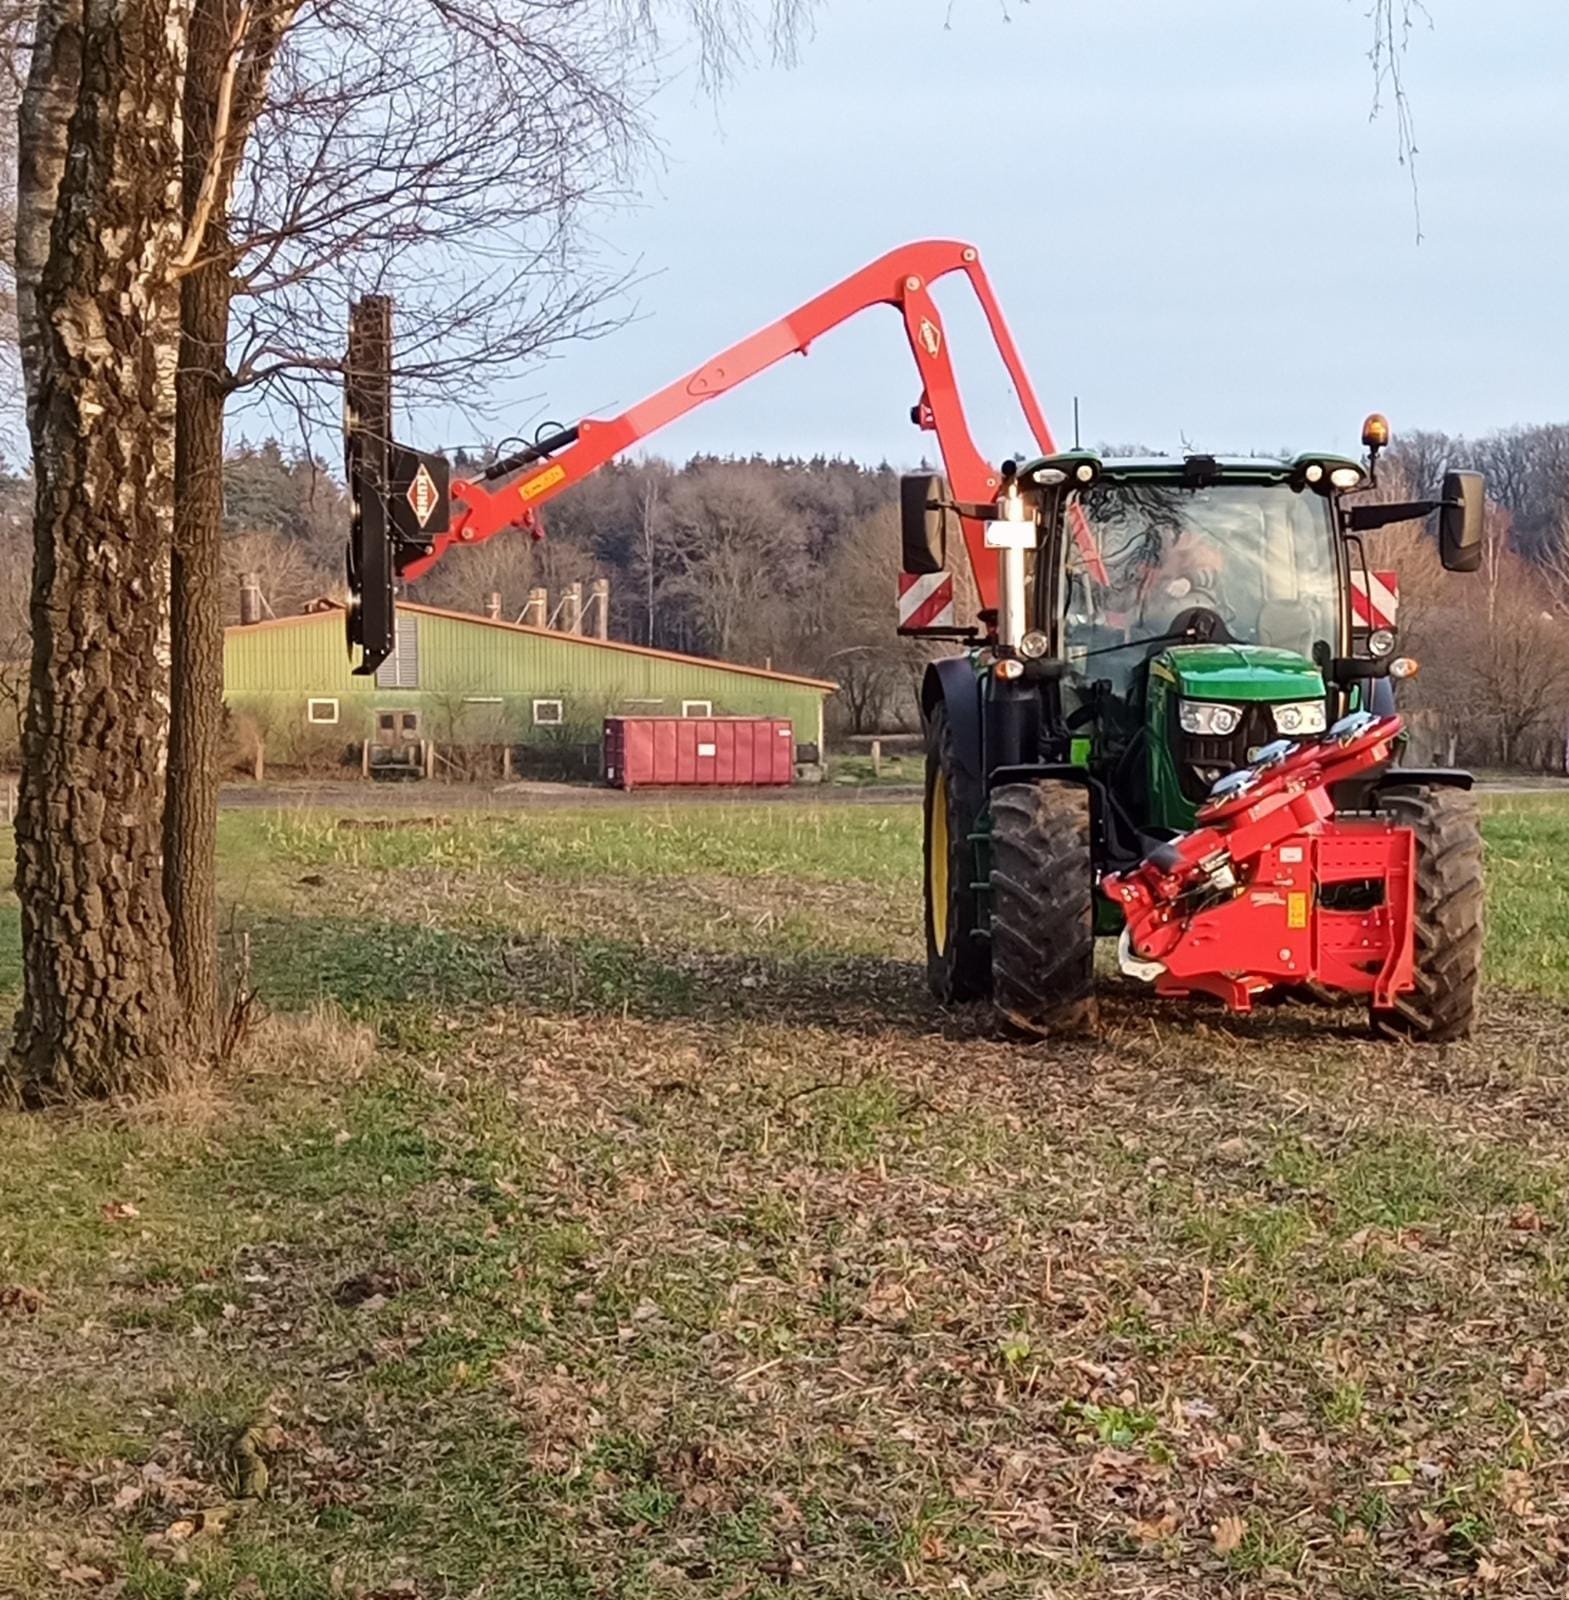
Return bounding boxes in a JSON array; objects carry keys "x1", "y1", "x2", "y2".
[{"x1": 375, "y1": 709, "x2": 421, "y2": 749}]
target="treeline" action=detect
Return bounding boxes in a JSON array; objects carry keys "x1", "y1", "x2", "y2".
[
  {"x1": 7, "y1": 424, "x2": 1569, "y2": 758},
  {"x1": 1376, "y1": 428, "x2": 1569, "y2": 769}
]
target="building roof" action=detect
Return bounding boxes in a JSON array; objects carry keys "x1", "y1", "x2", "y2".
[{"x1": 227, "y1": 600, "x2": 839, "y2": 692}]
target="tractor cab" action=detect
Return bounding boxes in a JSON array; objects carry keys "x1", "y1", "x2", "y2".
[
  {"x1": 1041, "y1": 453, "x2": 1369, "y2": 830},
  {"x1": 1006, "y1": 443, "x2": 1486, "y2": 834}
]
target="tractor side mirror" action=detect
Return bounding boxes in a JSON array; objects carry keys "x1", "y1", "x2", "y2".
[
  {"x1": 1439, "y1": 470, "x2": 1485, "y2": 573},
  {"x1": 900, "y1": 472, "x2": 956, "y2": 574}
]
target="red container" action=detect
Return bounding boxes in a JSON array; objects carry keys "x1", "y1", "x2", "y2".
[{"x1": 603, "y1": 717, "x2": 795, "y2": 789}]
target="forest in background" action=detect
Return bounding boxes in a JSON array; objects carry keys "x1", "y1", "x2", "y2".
[{"x1": 3, "y1": 424, "x2": 1569, "y2": 760}]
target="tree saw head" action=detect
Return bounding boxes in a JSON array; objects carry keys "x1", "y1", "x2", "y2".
[{"x1": 343, "y1": 295, "x2": 452, "y2": 675}]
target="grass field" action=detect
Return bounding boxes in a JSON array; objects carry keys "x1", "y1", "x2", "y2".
[{"x1": 4, "y1": 793, "x2": 1569, "y2": 1598}]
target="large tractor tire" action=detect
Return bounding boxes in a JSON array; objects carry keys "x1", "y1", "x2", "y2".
[
  {"x1": 1374, "y1": 784, "x2": 1484, "y2": 1041},
  {"x1": 989, "y1": 780, "x2": 1097, "y2": 1036},
  {"x1": 924, "y1": 703, "x2": 989, "y2": 1003}
]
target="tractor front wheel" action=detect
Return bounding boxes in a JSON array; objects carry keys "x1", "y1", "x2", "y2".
[
  {"x1": 924, "y1": 703, "x2": 989, "y2": 1004},
  {"x1": 1375, "y1": 784, "x2": 1484, "y2": 1041},
  {"x1": 989, "y1": 780, "x2": 1097, "y2": 1036}
]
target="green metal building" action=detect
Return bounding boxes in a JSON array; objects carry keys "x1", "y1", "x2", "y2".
[{"x1": 223, "y1": 601, "x2": 835, "y2": 768}]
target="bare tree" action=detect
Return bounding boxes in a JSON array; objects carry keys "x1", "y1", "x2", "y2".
[
  {"x1": 156, "y1": 0, "x2": 818, "y2": 1053},
  {"x1": 7, "y1": 0, "x2": 189, "y2": 1103}
]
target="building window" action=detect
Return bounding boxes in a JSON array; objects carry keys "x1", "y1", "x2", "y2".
[
  {"x1": 307, "y1": 698, "x2": 339, "y2": 725},
  {"x1": 623, "y1": 698, "x2": 664, "y2": 712},
  {"x1": 533, "y1": 699, "x2": 564, "y2": 726},
  {"x1": 463, "y1": 696, "x2": 503, "y2": 705},
  {"x1": 681, "y1": 700, "x2": 712, "y2": 718}
]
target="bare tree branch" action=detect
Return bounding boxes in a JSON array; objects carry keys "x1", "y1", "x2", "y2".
[{"x1": 173, "y1": 1, "x2": 254, "y2": 273}]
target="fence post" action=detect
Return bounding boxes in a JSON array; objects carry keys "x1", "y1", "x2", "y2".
[{"x1": 870, "y1": 738, "x2": 882, "y2": 778}]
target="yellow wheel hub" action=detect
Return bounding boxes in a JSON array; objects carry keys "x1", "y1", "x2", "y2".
[{"x1": 929, "y1": 769, "x2": 950, "y2": 953}]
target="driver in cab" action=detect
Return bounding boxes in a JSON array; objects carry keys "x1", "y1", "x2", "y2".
[{"x1": 1138, "y1": 529, "x2": 1225, "y2": 634}]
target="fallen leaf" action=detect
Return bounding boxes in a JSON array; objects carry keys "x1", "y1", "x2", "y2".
[
  {"x1": 101, "y1": 1201, "x2": 140, "y2": 1223},
  {"x1": 58, "y1": 1566, "x2": 106, "y2": 1587},
  {"x1": 1212, "y1": 1514, "x2": 1247, "y2": 1554},
  {"x1": 0, "y1": 1283, "x2": 42, "y2": 1316}
]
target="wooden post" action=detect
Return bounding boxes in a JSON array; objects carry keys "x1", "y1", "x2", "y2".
[
  {"x1": 424, "y1": 739, "x2": 436, "y2": 780},
  {"x1": 502, "y1": 745, "x2": 514, "y2": 781},
  {"x1": 253, "y1": 737, "x2": 265, "y2": 783},
  {"x1": 361, "y1": 739, "x2": 371, "y2": 779},
  {"x1": 870, "y1": 739, "x2": 881, "y2": 777}
]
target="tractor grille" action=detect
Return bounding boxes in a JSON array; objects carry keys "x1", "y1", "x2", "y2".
[{"x1": 1177, "y1": 703, "x2": 1279, "y2": 804}]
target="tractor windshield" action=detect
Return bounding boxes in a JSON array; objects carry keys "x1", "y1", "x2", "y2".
[{"x1": 1058, "y1": 480, "x2": 1340, "y2": 695}]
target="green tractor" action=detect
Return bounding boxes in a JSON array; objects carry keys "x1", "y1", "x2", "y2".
[{"x1": 914, "y1": 425, "x2": 1488, "y2": 1040}]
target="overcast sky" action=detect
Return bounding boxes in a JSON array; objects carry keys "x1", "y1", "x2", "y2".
[{"x1": 432, "y1": 0, "x2": 1566, "y2": 470}]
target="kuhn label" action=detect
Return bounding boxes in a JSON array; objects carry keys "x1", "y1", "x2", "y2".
[{"x1": 407, "y1": 463, "x2": 439, "y2": 527}]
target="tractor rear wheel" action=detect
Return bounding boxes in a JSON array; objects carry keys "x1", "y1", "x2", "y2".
[
  {"x1": 989, "y1": 780, "x2": 1097, "y2": 1035},
  {"x1": 1374, "y1": 784, "x2": 1484, "y2": 1041},
  {"x1": 924, "y1": 703, "x2": 989, "y2": 1003}
]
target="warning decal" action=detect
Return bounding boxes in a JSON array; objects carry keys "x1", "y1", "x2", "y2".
[
  {"x1": 898, "y1": 570, "x2": 956, "y2": 631},
  {"x1": 519, "y1": 463, "x2": 567, "y2": 502},
  {"x1": 1350, "y1": 569, "x2": 1399, "y2": 630}
]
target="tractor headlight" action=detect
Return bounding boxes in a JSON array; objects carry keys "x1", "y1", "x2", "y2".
[
  {"x1": 1271, "y1": 700, "x2": 1328, "y2": 736},
  {"x1": 1018, "y1": 629, "x2": 1051, "y2": 660},
  {"x1": 1179, "y1": 700, "x2": 1242, "y2": 737},
  {"x1": 1367, "y1": 627, "x2": 1396, "y2": 658}
]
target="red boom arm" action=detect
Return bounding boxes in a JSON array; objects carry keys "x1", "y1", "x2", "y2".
[{"x1": 400, "y1": 240, "x2": 1060, "y2": 613}]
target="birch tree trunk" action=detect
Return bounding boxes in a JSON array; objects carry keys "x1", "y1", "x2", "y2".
[{"x1": 6, "y1": 0, "x2": 189, "y2": 1103}]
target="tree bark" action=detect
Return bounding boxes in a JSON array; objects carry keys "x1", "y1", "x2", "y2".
[
  {"x1": 6, "y1": 0, "x2": 189, "y2": 1104},
  {"x1": 14, "y1": 0, "x2": 81, "y2": 427},
  {"x1": 165, "y1": 0, "x2": 241, "y2": 1052}
]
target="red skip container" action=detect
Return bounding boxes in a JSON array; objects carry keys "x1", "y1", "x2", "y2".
[{"x1": 603, "y1": 716, "x2": 795, "y2": 789}]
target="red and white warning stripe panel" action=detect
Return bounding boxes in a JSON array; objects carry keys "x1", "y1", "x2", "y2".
[
  {"x1": 898, "y1": 570, "x2": 955, "y2": 632},
  {"x1": 1350, "y1": 569, "x2": 1399, "y2": 630}
]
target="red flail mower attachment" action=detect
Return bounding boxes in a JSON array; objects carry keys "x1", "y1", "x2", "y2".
[{"x1": 1103, "y1": 713, "x2": 1416, "y2": 1014}]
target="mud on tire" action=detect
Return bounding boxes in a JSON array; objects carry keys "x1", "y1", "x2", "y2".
[
  {"x1": 989, "y1": 780, "x2": 1096, "y2": 1035},
  {"x1": 1375, "y1": 784, "x2": 1484, "y2": 1042}
]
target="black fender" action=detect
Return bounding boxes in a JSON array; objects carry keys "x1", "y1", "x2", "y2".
[
  {"x1": 921, "y1": 657, "x2": 984, "y2": 784},
  {"x1": 1331, "y1": 765, "x2": 1474, "y2": 814},
  {"x1": 985, "y1": 761, "x2": 1145, "y2": 872},
  {"x1": 1372, "y1": 767, "x2": 1474, "y2": 794}
]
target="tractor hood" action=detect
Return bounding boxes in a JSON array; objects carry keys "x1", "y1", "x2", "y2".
[{"x1": 1154, "y1": 643, "x2": 1326, "y2": 702}]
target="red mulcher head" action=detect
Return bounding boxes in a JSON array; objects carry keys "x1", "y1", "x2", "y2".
[{"x1": 1103, "y1": 712, "x2": 1415, "y2": 1014}]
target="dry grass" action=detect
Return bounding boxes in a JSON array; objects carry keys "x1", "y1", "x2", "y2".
[{"x1": 2, "y1": 801, "x2": 1568, "y2": 1598}]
